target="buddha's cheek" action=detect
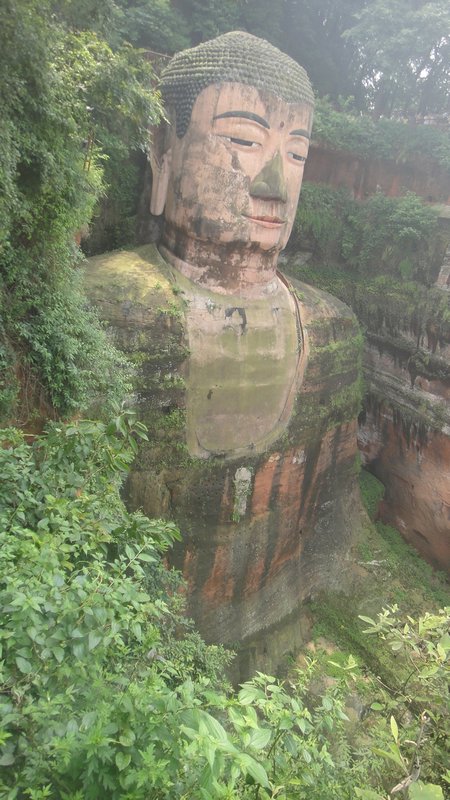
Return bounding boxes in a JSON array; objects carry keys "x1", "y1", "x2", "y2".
[{"x1": 167, "y1": 156, "x2": 252, "y2": 243}]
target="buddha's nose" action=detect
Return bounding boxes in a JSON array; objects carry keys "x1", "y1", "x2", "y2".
[{"x1": 249, "y1": 152, "x2": 288, "y2": 203}]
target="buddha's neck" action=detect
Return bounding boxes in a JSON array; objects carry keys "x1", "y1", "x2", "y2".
[{"x1": 160, "y1": 227, "x2": 281, "y2": 298}]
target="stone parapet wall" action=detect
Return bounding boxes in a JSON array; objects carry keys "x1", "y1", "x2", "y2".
[{"x1": 304, "y1": 142, "x2": 450, "y2": 204}]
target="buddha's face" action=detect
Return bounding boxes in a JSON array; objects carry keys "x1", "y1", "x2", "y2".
[{"x1": 154, "y1": 82, "x2": 313, "y2": 254}]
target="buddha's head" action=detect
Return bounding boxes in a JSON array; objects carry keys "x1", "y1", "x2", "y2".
[{"x1": 150, "y1": 32, "x2": 314, "y2": 291}]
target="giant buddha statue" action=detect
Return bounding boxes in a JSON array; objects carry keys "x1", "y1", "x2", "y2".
[{"x1": 86, "y1": 32, "x2": 363, "y2": 676}]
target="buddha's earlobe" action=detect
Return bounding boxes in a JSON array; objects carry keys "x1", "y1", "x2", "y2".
[
  {"x1": 149, "y1": 123, "x2": 172, "y2": 215},
  {"x1": 149, "y1": 149, "x2": 172, "y2": 215}
]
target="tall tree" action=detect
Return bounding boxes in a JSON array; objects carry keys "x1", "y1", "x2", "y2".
[
  {"x1": 281, "y1": 0, "x2": 369, "y2": 108},
  {"x1": 344, "y1": 0, "x2": 450, "y2": 117},
  {"x1": 175, "y1": 0, "x2": 369, "y2": 105},
  {"x1": 0, "y1": 0, "x2": 162, "y2": 419}
]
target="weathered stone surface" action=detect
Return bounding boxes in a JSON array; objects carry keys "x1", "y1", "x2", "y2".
[
  {"x1": 359, "y1": 337, "x2": 450, "y2": 571},
  {"x1": 304, "y1": 142, "x2": 450, "y2": 204},
  {"x1": 86, "y1": 244, "x2": 363, "y2": 674}
]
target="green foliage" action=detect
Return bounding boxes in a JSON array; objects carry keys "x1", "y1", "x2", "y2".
[
  {"x1": 293, "y1": 183, "x2": 354, "y2": 261},
  {"x1": 279, "y1": 0, "x2": 368, "y2": 107},
  {"x1": 0, "y1": 415, "x2": 367, "y2": 799},
  {"x1": 0, "y1": 0, "x2": 163, "y2": 420},
  {"x1": 175, "y1": 0, "x2": 241, "y2": 45},
  {"x1": 311, "y1": 600, "x2": 449, "y2": 796},
  {"x1": 2, "y1": 249, "x2": 131, "y2": 417},
  {"x1": 358, "y1": 606, "x2": 449, "y2": 798},
  {"x1": 311, "y1": 466, "x2": 449, "y2": 797},
  {"x1": 293, "y1": 182, "x2": 440, "y2": 280},
  {"x1": 359, "y1": 469, "x2": 385, "y2": 521},
  {"x1": 342, "y1": 192, "x2": 439, "y2": 276},
  {"x1": 343, "y1": 0, "x2": 450, "y2": 118},
  {"x1": 0, "y1": 414, "x2": 228, "y2": 798},
  {"x1": 1, "y1": 416, "x2": 448, "y2": 798},
  {"x1": 313, "y1": 97, "x2": 450, "y2": 171}
]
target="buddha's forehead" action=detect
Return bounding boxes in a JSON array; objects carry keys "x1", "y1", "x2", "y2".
[{"x1": 190, "y1": 82, "x2": 313, "y2": 134}]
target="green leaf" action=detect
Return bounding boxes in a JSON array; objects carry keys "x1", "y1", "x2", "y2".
[
  {"x1": 0, "y1": 751, "x2": 16, "y2": 766},
  {"x1": 372, "y1": 746, "x2": 404, "y2": 770},
  {"x1": 370, "y1": 702, "x2": 384, "y2": 711},
  {"x1": 15, "y1": 657, "x2": 32, "y2": 674},
  {"x1": 52, "y1": 646, "x2": 65, "y2": 663},
  {"x1": 205, "y1": 743, "x2": 216, "y2": 769},
  {"x1": 409, "y1": 783, "x2": 444, "y2": 800},
  {"x1": 322, "y1": 696, "x2": 333, "y2": 711},
  {"x1": 119, "y1": 730, "x2": 136, "y2": 747},
  {"x1": 137, "y1": 552, "x2": 156, "y2": 563},
  {"x1": 241, "y1": 755, "x2": 269, "y2": 788},
  {"x1": 88, "y1": 631, "x2": 102, "y2": 651},
  {"x1": 355, "y1": 789, "x2": 385, "y2": 800},
  {"x1": 238, "y1": 685, "x2": 264, "y2": 705},
  {"x1": 248, "y1": 727, "x2": 271, "y2": 750},
  {"x1": 115, "y1": 751, "x2": 131, "y2": 771},
  {"x1": 201, "y1": 712, "x2": 228, "y2": 744},
  {"x1": 72, "y1": 642, "x2": 85, "y2": 659},
  {"x1": 390, "y1": 715, "x2": 399, "y2": 743},
  {"x1": 301, "y1": 748, "x2": 312, "y2": 764}
]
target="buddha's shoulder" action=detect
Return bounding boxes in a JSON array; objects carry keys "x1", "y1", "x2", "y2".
[
  {"x1": 284, "y1": 274, "x2": 360, "y2": 345},
  {"x1": 84, "y1": 244, "x2": 176, "y2": 309}
]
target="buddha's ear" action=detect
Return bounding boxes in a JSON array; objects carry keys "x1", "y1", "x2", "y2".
[{"x1": 149, "y1": 122, "x2": 172, "y2": 216}]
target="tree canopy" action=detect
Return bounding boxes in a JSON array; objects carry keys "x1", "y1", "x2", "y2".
[
  {"x1": 0, "y1": 0, "x2": 162, "y2": 420},
  {"x1": 344, "y1": 0, "x2": 450, "y2": 118},
  {"x1": 169, "y1": 0, "x2": 449, "y2": 118}
]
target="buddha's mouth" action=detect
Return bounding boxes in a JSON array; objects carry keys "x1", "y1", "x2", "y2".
[{"x1": 243, "y1": 214, "x2": 286, "y2": 227}]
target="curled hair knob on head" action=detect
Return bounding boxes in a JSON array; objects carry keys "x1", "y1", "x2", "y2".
[{"x1": 160, "y1": 31, "x2": 315, "y2": 138}]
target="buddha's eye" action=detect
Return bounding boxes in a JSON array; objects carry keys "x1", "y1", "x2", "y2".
[
  {"x1": 221, "y1": 135, "x2": 259, "y2": 148},
  {"x1": 230, "y1": 137, "x2": 258, "y2": 147},
  {"x1": 288, "y1": 152, "x2": 306, "y2": 163}
]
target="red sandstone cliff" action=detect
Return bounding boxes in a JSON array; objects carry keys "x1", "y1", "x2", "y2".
[{"x1": 358, "y1": 255, "x2": 450, "y2": 571}]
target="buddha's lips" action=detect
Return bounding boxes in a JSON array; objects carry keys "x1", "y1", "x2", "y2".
[{"x1": 243, "y1": 214, "x2": 286, "y2": 227}]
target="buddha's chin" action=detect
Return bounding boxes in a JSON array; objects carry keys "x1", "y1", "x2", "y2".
[
  {"x1": 245, "y1": 226, "x2": 285, "y2": 252},
  {"x1": 162, "y1": 216, "x2": 287, "y2": 262}
]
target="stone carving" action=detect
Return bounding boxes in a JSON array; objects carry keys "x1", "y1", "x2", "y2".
[
  {"x1": 85, "y1": 32, "x2": 363, "y2": 676},
  {"x1": 149, "y1": 32, "x2": 315, "y2": 457}
]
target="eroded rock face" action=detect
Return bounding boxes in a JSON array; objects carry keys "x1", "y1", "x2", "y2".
[
  {"x1": 359, "y1": 335, "x2": 450, "y2": 572},
  {"x1": 85, "y1": 244, "x2": 363, "y2": 675}
]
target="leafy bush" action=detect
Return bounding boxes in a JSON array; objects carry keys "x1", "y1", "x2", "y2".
[
  {"x1": 313, "y1": 98, "x2": 450, "y2": 172},
  {"x1": 341, "y1": 192, "x2": 439, "y2": 278},
  {"x1": 293, "y1": 183, "x2": 440, "y2": 281},
  {"x1": 292, "y1": 183, "x2": 354, "y2": 261},
  {"x1": 356, "y1": 606, "x2": 449, "y2": 800},
  {"x1": 1, "y1": 416, "x2": 448, "y2": 798},
  {"x1": 0, "y1": 2, "x2": 162, "y2": 421},
  {"x1": 0, "y1": 415, "x2": 364, "y2": 799},
  {"x1": 0, "y1": 414, "x2": 229, "y2": 798}
]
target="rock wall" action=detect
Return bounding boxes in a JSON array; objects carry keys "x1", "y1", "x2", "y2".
[
  {"x1": 304, "y1": 142, "x2": 450, "y2": 204},
  {"x1": 358, "y1": 300, "x2": 450, "y2": 572},
  {"x1": 85, "y1": 244, "x2": 364, "y2": 676}
]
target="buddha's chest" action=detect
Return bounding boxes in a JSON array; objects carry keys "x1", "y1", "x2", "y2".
[{"x1": 181, "y1": 280, "x2": 305, "y2": 457}]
